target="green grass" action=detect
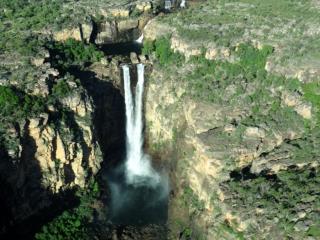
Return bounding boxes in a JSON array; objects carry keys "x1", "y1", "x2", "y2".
[
  {"x1": 0, "y1": 0, "x2": 72, "y2": 56},
  {"x1": 184, "y1": 44, "x2": 275, "y2": 105},
  {"x1": 218, "y1": 223, "x2": 246, "y2": 240},
  {"x1": 0, "y1": 0, "x2": 67, "y2": 31}
]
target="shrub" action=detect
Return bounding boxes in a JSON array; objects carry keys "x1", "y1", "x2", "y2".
[
  {"x1": 0, "y1": 86, "x2": 20, "y2": 116},
  {"x1": 303, "y1": 82, "x2": 320, "y2": 123},
  {"x1": 52, "y1": 79, "x2": 72, "y2": 98},
  {"x1": 149, "y1": 37, "x2": 185, "y2": 66},
  {"x1": 0, "y1": 0, "x2": 70, "y2": 55},
  {"x1": 237, "y1": 44, "x2": 273, "y2": 73},
  {"x1": 142, "y1": 40, "x2": 155, "y2": 55},
  {"x1": 0, "y1": 86, "x2": 45, "y2": 120},
  {"x1": 47, "y1": 39, "x2": 104, "y2": 70},
  {"x1": 35, "y1": 181, "x2": 100, "y2": 240}
]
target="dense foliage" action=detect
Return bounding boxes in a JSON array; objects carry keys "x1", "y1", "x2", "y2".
[
  {"x1": 0, "y1": 86, "x2": 45, "y2": 121},
  {"x1": 35, "y1": 181, "x2": 100, "y2": 240},
  {"x1": 142, "y1": 37, "x2": 185, "y2": 66},
  {"x1": 47, "y1": 39, "x2": 104, "y2": 71},
  {"x1": 0, "y1": 0, "x2": 67, "y2": 30}
]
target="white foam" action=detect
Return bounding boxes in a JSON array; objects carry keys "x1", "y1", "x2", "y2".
[{"x1": 122, "y1": 64, "x2": 160, "y2": 187}]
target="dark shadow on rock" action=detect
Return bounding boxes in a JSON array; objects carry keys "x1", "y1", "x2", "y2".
[
  {"x1": 89, "y1": 19, "x2": 99, "y2": 44},
  {"x1": 0, "y1": 120, "x2": 79, "y2": 240},
  {"x1": 99, "y1": 42, "x2": 142, "y2": 57},
  {"x1": 69, "y1": 68, "x2": 126, "y2": 168},
  {"x1": 68, "y1": 64, "x2": 168, "y2": 237}
]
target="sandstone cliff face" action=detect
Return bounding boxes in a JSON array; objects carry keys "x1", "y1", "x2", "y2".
[
  {"x1": 0, "y1": 66, "x2": 104, "y2": 235},
  {"x1": 29, "y1": 91, "x2": 101, "y2": 192},
  {"x1": 144, "y1": 29, "x2": 319, "y2": 238},
  {"x1": 52, "y1": 0, "x2": 154, "y2": 45}
]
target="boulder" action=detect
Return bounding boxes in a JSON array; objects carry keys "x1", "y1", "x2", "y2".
[
  {"x1": 118, "y1": 19, "x2": 139, "y2": 32},
  {"x1": 130, "y1": 52, "x2": 139, "y2": 64}
]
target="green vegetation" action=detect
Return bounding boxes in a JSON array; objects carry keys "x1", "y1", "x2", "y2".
[
  {"x1": 142, "y1": 40, "x2": 155, "y2": 55},
  {"x1": 35, "y1": 180, "x2": 100, "y2": 240},
  {"x1": 0, "y1": 86, "x2": 45, "y2": 121},
  {"x1": 0, "y1": 85, "x2": 46, "y2": 156},
  {"x1": 47, "y1": 39, "x2": 104, "y2": 71},
  {"x1": 160, "y1": 0, "x2": 320, "y2": 81},
  {"x1": 185, "y1": 44, "x2": 276, "y2": 104},
  {"x1": 148, "y1": 35, "x2": 320, "y2": 238},
  {"x1": 0, "y1": 0, "x2": 68, "y2": 31},
  {"x1": 303, "y1": 82, "x2": 320, "y2": 123},
  {"x1": 182, "y1": 186, "x2": 205, "y2": 215},
  {"x1": 0, "y1": 0, "x2": 72, "y2": 55},
  {"x1": 225, "y1": 167, "x2": 320, "y2": 238},
  {"x1": 237, "y1": 44, "x2": 273, "y2": 73},
  {"x1": 142, "y1": 37, "x2": 185, "y2": 66},
  {"x1": 217, "y1": 223, "x2": 245, "y2": 240},
  {"x1": 52, "y1": 78, "x2": 73, "y2": 99}
]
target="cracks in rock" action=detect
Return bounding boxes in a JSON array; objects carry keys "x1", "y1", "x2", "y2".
[
  {"x1": 0, "y1": 119, "x2": 80, "y2": 239},
  {"x1": 257, "y1": 137, "x2": 303, "y2": 160},
  {"x1": 69, "y1": 68, "x2": 126, "y2": 167},
  {"x1": 197, "y1": 126, "x2": 221, "y2": 136}
]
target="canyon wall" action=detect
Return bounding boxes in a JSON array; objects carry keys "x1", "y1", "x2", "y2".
[{"x1": 143, "y1": 11, "x2": 320, "y2": 238}]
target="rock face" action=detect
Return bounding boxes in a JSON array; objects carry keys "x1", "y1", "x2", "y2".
[
  {"x1": 53, "y1": 19, "x2": 140, "y2": 45},
  {"x1": 144, "y1": 32, "x2": 319, "y2": 239},
  {"x1": 95, "y1": 21, "x2": 118, "y2": 44},
  {"x1": 95, "y1": 19, "x2": 140, "y2": 44},
  {"x1": 53, "y1": 27, "x2": 82, "y2": 42},
  {"x1": 81, "y1": 23, "x2": 94, "y2": 43},
  {"x1": 0, "y1": 79, "x2": 103, "y2": 235},
  {"x1": 0, "y1": 44, "x2": 129, "y2": 238}
]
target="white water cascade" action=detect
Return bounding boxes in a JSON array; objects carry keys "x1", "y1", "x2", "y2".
[
  {"x1": 135, "y1": 34, "x2": 144, "y2": 44},
  {"x1": 180, "y1": 0, "x2": 186, "y2": 8},
  {"x1": 122, "y1": 64, "x2": 160, "y2": 187}
]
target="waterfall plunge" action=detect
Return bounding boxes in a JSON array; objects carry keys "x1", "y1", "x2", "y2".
[
  {"x1": 122, "y1": 64, "x2": 160, "y2": 187},
  {"x1": 107, "y1": 64, "x2": 169, "y2": 225}
]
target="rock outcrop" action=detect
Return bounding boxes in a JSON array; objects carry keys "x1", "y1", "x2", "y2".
[
  {"x1": 0, "y1": 77, "x2": 103, "y2": 234},
  {"x1": 144, "y1": 31, "x2": 319, "y2": 239}
]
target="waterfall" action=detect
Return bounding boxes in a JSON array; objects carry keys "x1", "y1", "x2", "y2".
[
  {"x1": 122, "y1": 64, "x2": 160, "y2": 187},
  {"x1": 135, "y1": 34, "x2": 144, "y2": 44},
  {"x1": 180, "y1": 0, "x2": 186, "y2": 8}
]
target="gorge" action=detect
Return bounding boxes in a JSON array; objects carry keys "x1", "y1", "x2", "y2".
[{"x1": 106, "y1": 64, "x2": 168, "y2": 227}]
